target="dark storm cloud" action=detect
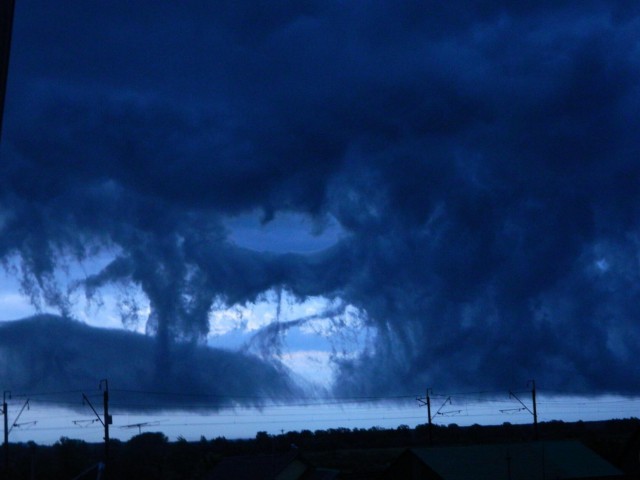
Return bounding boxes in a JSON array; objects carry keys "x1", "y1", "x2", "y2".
[
  {"x1": 1, "y1": 1, "x2": 640, "y2": 398},
  {"x1": 0, "y1": 315, "x2": 300, "y2": 408}
]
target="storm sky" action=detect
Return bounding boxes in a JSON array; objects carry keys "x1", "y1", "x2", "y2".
[{"x1": 2, "y1": 0, "x2": 640, "y2": 406}]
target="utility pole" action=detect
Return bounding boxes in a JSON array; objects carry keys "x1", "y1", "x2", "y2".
[
  {"x1": 82, "y1": 380, "x2": 112, "y2": 478},
  {"x1": 529, "y1": 380, "x2": 538, "y2": 440},
  {"x1": 507, "y1": 380, "x2": 538, "y2": 441},
  {"x1": 417, "y1": 389, "x2": 434, "y2": 445},
  {"x1": 426, "y1": 390, "x2": 432, "y2": 446},
  {"x1": 101, "y1": 379, "x2": 111, "y2": 471},
  {"x1": 2, "y1": 393, "x2": 32, "y2": 479},
  {"x1": 3, "y1": 391, "x2": 8, "y2": 478}
]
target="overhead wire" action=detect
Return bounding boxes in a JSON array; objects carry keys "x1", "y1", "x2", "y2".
[{"x1": 4, "y1": 385, "x2": 640, "y2": 444}]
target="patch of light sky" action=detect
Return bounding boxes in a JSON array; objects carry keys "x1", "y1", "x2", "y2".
[
  {"x1": 0, "y1": 271, "x2": 365, "y2": 389},
  {"x1": 0, "y1": 212, "x2": 365, "y2": 389},
  {"x1": 224, "y1": 210, "x2": 345, "y2": 254},
  {"x1": 2, "y1": 259, "x2": 639, "y2": 445},
  {"x1": 208, "y1": 289, "x2": 371, "y2": 386},
  {"x1": 0, "y1": 212, "x2": 618, "y2": 392},
  {"x1": 0, "y1": 249, "x2": 147, "y2": 332},
  {"x1": 6, "y1": 393, "x2": 640, "y2": 446}
]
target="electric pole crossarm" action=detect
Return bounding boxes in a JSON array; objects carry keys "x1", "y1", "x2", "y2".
[
  {"x1": 508, "y1": 391, "x2": 533, "y2": 415},
  {"x1": 435, "y1": 396, "x2": 452, "y2": 416},
  {"x1": 8, "y1": 399, "x2": 29, "y2": 435},
  {"x1": 82, "y1": 394, "x2": 105, "y2": 427},
  {"x1": 120, "y1": 421, "x2": 161, "y2": 435},
  {"x1": 500, "y1": 407, "x2": 526, "y2": 413},
  {"x1": 509, "y1": 381, "x2": 539, "y2": 441},
  {"x1": 12, "y1": 421, "x2": 36, "y2": 428}
]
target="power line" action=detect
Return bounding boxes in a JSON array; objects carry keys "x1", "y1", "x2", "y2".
[
  {"x1": 12, "y1": 390, "x2": 86, "y2": 398},
  {"x1": 4, "y1": 383, "x2": 640, "y2": 446}
]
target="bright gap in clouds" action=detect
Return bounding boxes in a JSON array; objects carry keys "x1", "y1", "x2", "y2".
[
  {"x1": 0, "y1": 251, "x2": 149, "y2": 332},
  {"x1": 2, "y1": 267, "x2": 640, "y2": 446},
  {"x1": 0, "y1": 206, "x2": 367, "y2": 391},
  {"x1": 0, "y1": 269, "x2": 368, "y2": 390},
  {"x1": 224, "y1": 211, "x2": 345, "y2": 254},
  {"x1": 212, "y1": 211, "x2": 365, "y2": 387},
  {"x1": 207, "y1": 289, "x2": 371, "y2": 388}
]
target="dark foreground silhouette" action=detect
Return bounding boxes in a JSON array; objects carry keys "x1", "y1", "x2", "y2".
[{"x1": 2, "y1": 418, "x2": 639, "y2": 479}]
